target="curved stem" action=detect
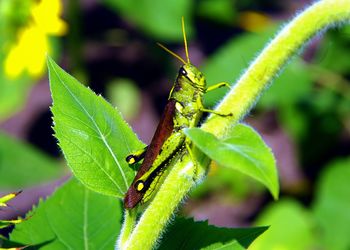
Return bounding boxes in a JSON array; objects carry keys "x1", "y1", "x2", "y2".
[
  {"x1": 122, "y1": 151, "x2": 208, "y2": 250},
  {"x1": 120, "y1": 1, "x2": 350, "y2": 249},
  {"x1": 202, "y1": 0, "x2": 350, "y2": 138},
  {"x1": 117, "y1": 209, "x2": 136, "y2": 249}
]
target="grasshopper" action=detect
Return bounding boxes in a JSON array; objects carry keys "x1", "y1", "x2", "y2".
[{"x1": 124, "y1": 18, "x2": 231, "y2": 209}]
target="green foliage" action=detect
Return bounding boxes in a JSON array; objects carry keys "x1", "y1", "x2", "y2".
[
  {"x1": 102, "y1": 0, "x2": 193, "y2": 41},
  {"x1": 190, "y1": 165, "x2": 261, "y2": 200},
  {"x1": 258, "y1": 59, "x2": 312, "y2": 109},
  {"x1": 0, "y1": 0, "x2": 62, "y2": 121},
  {"x1": 259, "y1": 58, "x2": 313, "y2": 139},
  {"x1": 0, "y1": 220, "x2": 12, "y2": 229},
  {"x1": 3, "y1": 2, "x2": 348, "y2": 249},
  {"x1": 47, "y1": 57, "x2": 276, "y2": 250},
  {"x1": 0, "y1": 74, "x2": 31, "y2": 121},
  {"x1": 316, "y1": 26, "x2": 350, "y2": 74},
  {"x1": 202, "y1": 27, "x2": 277, "y2": 107},
  {"x1": 0, "y1": 15, "x2": 31, "y2": 121},
  {"x1": 0, "y1": 132, "x2": 62, "y2": 188},
  {"x1": 158, "y1": 218, "x2": 267, "y2": 250},
  {"x1": 250, "y1": 199, "x2": 315, "y2": 250},
  {"x1": 106, "y1": 78, "x2": 141, "y2": 121},
  {"x1": 185, "y1": 124, "x2": 279, "y2": 199},
  {"x1": 197, "y1": 0, "x2": 236, "y2": 24},
  {"x1": 313, "y1": 158, "x2": 350, "y2": 250},
  {"x1": 201, "y1": 26, "x2": 316, "y2": 140},
  {"x1": 48, "y1": 57, "x2": 144, "y2": 198},
  {"x1": 10, "y1": 178, "x2": 123, "y2": 250},
  {"x1": 0, "y1": 236, "x2": 25, "y2": 249}
]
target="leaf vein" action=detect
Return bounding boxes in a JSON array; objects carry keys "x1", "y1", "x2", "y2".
[
  {"x1": 50, "y1": 62, "x2": 129, "y2": 191},
  {"x1": 61, "y1": 134, "x2": 124, "y2": 194}
]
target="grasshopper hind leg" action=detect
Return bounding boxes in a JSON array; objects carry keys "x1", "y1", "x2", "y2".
[{"x1": 126, "y1": 146, "x2": 148, "y2": 165}]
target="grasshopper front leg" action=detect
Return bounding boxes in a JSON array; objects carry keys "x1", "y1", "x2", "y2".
[
  {"x1": 205, "y1": 82, "x2": 231, "y2": 93},
  {"x1": 200, "y1": 108, "x2": 232, "y2": 117},
  {"x1": 203, "y1": 82, "x2": 232, "y2": 117}
]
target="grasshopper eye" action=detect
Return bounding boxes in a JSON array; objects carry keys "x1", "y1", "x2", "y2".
[{"x1": 179, "y1": 67, "x2": 187, "y2": 76}]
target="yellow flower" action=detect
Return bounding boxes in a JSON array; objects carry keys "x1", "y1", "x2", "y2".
[
  {"x1": 4, "y1": 0, "x2": 67, "y2": 79},
  {"x1": 31, "y1": 0, "x2": 67, "y2": 35}
]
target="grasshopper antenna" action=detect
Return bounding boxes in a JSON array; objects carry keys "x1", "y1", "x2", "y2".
[
  {"x1": 156, "y1": 17, "x2": 190, "y2": 65},
  {"x1": 157, "y1": 42, "x2": 187, "y2": 65},
  {"x1": 181, "y1": 16, "x2": 190, "y2": 64}
]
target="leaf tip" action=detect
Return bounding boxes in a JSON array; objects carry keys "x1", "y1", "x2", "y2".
[
  {"x1": 46, "y1": 55, "x2": 55, "y2": 68},
  {"x1": 269, "y1": 181, "x2": 279, "y2": 200}
]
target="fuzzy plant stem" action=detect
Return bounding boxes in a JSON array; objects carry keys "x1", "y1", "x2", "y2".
[
  {"x1": 119, "y1": 1, "x2": 350, "y2": 249},
  {"x1": 203, "y1": 0, "x2": 350, "y2": 138},
  {"x1": 117, "y1": 209, "x2": 136, "y2": 249},
  {"x1": 121, "y1": 154, "x2": 208, "y2": 250}
]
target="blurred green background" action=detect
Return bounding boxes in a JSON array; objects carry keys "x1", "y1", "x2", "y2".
[{"x1": 1, "y1": 0, "x2": 350, "y2": 249}]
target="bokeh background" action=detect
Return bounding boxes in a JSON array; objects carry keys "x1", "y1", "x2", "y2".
[{"x1": 1, "y1": 0, "x2": 350, "y2": 249}]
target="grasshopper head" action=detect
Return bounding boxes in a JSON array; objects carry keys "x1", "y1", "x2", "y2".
[
  {"x1": 158, "y1": 18, "x2": 206, "y2": 90},
  {"x1": 179, "y1": 63, "x2": 206, "y2": 89}
]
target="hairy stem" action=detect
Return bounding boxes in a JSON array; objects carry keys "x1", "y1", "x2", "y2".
[
  {"x1": 202, "y1": 0, "x2": 350, "y2": 137},
  {"x1": 122, "y1": 152, "x2": 208, "y2": 250},
  {"x1": 120, "y1": 1, "x2": 350, "y2": 249},
  {"x1": 117, "y1": 210, "x2": 136, "y2": 249}
]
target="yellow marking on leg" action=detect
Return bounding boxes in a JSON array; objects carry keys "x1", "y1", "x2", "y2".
[
  {"x1": 135, "y1": 181, "x2": 145, "y2": 192},
  {"x1": 126, "y1": 146, "x2": 148, "y2": 164},
  {"x1": 127, "y1": 157, "x2": 136, "y2": 164}
]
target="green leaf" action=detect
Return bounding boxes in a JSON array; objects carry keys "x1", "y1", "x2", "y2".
[
  {"x1": 0, "y1": 235, "x2": 33, "y2": 249},
  {"x1": 0, "y1": 132, "x2": 63, "y2": 188},
  {"x1": 249, "y1": 199, "x2": 315, "y2": 250},
  {"x1": 202, "y1": 240, "x2": 245, "y2": 250},
  {"x1": 158, "y1": 217, "x2": 267, "y2": 250},
  {"x1": 313, "y1": 158, "x2": 350, "y2": 250},
  {"x1": 10, "y1": 178, "x2": 122, "y2": 249},
  {"x1": 47, "y1": 57, "x2": 144, "y2": 198},
  {"x1": 103, "y1": 0, "x2": 193, "y2": 41},
  {"x1": 184, "y1": 124, "x2": 279, "y2": 199}
]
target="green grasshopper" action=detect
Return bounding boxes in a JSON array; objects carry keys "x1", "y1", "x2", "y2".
[{"x1": 124, "y1": 18, "x2": 231, "y2": 209}]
